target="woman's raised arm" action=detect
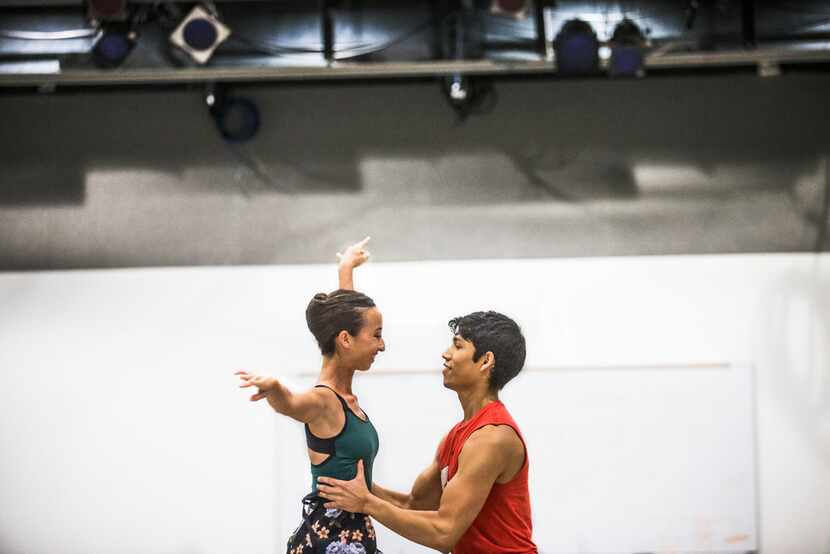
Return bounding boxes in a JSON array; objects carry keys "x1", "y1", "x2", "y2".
[{"x1": 336, "y1": 236, "x2": 371, "y2": 291}]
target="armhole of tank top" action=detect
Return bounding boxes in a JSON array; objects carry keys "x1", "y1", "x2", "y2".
[
  {"x1": 475, "y1": 423, "x2": 527, "y2": 485},
  {"x1": 305, "y1": 385, "x2": 349, "y2": 448}
]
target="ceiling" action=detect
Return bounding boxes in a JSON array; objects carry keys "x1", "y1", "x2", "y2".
[{"x1": 1, "y1": 1, "x2": 829, "y2": 87}]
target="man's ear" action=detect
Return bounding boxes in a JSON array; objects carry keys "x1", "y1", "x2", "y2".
[{"x1": 480, "y1": 351, "x2": 495, "y2": 374}]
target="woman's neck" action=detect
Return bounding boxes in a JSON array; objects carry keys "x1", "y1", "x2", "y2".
[{"x1": 318, "y1": 356, "x2": 355, "y2": 396}]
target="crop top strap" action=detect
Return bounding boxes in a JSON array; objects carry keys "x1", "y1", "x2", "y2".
[
  {"x1": 304, "y1": 385, "x2": 349, "y2": 455},
  {"x1": 313, "y1": 384, "x2": 350, "y2": 411}
]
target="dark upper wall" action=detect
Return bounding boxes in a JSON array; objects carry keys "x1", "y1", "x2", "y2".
[{"x1": 1, "y1": 71, "x2": 829, "y2": 270}]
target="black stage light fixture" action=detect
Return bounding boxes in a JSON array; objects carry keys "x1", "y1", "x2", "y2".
[
  {"x1": 207, "y1": 86, "x2": 260, "y2": 143},
  {"x1": 490, "y1": 0, "x2": 529, "y2": 18},
  {"x1": 87, "y1": 0, "x2": 127, "y2": 22},
  {"x1": 553, "y1": 18, "x2": 600, "y2": 76},
  {"x1": 92, "y1": 24, "x2": 136, "y2": 68},
  {"x1": 170, "y1": 5, "x2": 231, "y2": 65},
  {"x1": 609, "y1": 18, "x2": 646, "y2": 78},
  {"x1": 446, "y1": 73, "x2": 470, "y2": 105},
  {"x1": 441, "y1": 74, "x2": 496, "y2": 120}
]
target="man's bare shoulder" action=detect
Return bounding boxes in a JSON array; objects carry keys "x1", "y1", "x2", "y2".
[{"x1": 464, "y1": 424, "x2": 524, "y2": 457}]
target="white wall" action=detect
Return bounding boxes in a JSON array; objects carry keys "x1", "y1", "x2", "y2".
[
  {"x1": 3, "y1": 75, "x2": 830, "y2": 270},
  {"x1": 0, "y1": 254, "x2": 828, "y2": 554}
]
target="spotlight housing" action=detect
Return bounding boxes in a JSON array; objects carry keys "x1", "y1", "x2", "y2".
[
  {"x1": 553, "y1": 19, "x2": 600, "y2": 76},
  {"x1": 170, "y1": 5, "x2": 231, "y2": 65},
  {"x1": 441, "y1": 74, "x2": 496, "y2": 120},
  {"x1": 207, "y1": 86, "x2": 260, "y2": 143},
  {"x1": 92, "y1": 24, "x2": 136, "y2": 68},
  {"x1": 446, "y1": 73, "x2": 470, "y2": 104},
  {"x1": 609, "y1": 18, "x2": 646, "y2": 78}
]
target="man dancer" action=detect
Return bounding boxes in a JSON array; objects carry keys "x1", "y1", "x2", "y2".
[{"x1": 318, "y1": 309, "x2": 537, "y2": 554}]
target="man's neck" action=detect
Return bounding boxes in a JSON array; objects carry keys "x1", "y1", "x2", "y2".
[{"x1": 457, "y1": 387, "x2": 499, "y2": 421}]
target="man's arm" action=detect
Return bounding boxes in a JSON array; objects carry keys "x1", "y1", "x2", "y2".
[
  {"x1": 372, "y1": 456, "x2": 443, "y2": 510},
  {"x1": 319, "y1": 426, "x2": 518, "y2": 553}
]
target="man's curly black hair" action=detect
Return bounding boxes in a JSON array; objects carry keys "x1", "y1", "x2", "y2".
[{"x1": 448, "y1": 311, "x2": 527, "y2": 392}]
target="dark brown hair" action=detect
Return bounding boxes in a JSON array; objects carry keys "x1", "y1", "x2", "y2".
[{"x1": 306, "y1": 289, "x2": 376, "y2": 356}]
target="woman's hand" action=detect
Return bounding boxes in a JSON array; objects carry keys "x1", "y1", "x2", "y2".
[
  {"x1": 336, "y1": 236, "x2": 371, "y2": 270},
  {"x1": 235, "y1": 370, "x2": 279, "y2": 402}
]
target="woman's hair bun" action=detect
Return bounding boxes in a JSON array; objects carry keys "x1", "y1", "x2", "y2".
[{"x1": 306, "y1": 289, "x2": 376, "y2": 356}]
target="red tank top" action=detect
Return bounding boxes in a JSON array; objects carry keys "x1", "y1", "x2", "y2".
[{"x1": 437, "y1": 401, "x2": 537, "y2": 554}]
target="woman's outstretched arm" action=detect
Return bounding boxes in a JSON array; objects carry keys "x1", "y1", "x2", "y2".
[
  {"x1": 235, "y1": 370, "x2": 329, "y2": 424},
  {"x1": 337, "y1": 236, "x2": 371, "y2": 291}
]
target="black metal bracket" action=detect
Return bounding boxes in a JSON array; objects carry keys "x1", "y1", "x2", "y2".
[
  {"x1": 742, "y1": 0, "x2": 756, "y2": 47},
  {"x1": 321, "y1": 0, "x2": 335, "y2": 63},
  {"x1": 533, "y1": 1, "x2": 547, "y2": 59}
]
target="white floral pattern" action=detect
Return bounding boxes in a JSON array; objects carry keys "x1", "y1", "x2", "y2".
[
  {"x1": 325, "y1": 542, "x2": 367, "y2": 554},
  {"x1": 289, "y1": 496, "x2": 379, "y2": 553},
  {"x1": 325, "y1": 508, "x2": 343, "y2": 519}
]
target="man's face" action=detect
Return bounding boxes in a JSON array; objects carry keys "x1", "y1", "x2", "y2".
[{"x1": 441, "y1": 334, "x2": 487, "y2": 390}]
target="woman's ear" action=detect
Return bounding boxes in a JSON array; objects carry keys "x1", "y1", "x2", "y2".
[{"x1": 336, "y1": 329, "x2": 352, "y2": 351}]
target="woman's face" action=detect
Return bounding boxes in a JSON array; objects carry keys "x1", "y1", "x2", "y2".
[{"x1": 350, "y1": 307, "x2": 385, "y2": 371}]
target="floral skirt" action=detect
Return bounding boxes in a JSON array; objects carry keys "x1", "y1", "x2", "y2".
[{"x1": 286, "y1": 493, "x2": 381, "y2": 554}]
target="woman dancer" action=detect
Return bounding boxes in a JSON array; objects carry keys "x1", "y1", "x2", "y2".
[{"x1": 236, "y1": 237, "x2": 384, "y2": 554}]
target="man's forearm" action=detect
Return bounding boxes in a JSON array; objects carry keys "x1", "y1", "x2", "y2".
[
  {"x1": 364, "y1": 495, "x2": 453, "y2": 553},
  {"x1": 370, "y1": 483, "x2": 412, "y2": 509}
]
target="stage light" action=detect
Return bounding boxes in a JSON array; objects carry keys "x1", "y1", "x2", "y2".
[
  {"x1": 446, "y1": 74, "x2": 470, "y2": 104},
  {"x1": 553, "y1": 18, "x2": 600, "y2": 76},
  {"x1": 441, "y1": 74, "x2": 496, "y2": 120},
  {"x1": 490, "y1": 0, "x2": 529, "y2": 18},
  {"x1": 207, "y1": 86, "x2": 260, "y2": 143},
  {"x1": 87, "y1": 0, "x2": 127, "y2": 22},
  {"x1": 609, "y1": 18, "x2": 646, "y2": 78},
  {"x1": 92, "y1": 24, "x2": 136, "y2": 68},
  {"x1": 169, "y1": 5, "x2": 230, "y2": 65}
]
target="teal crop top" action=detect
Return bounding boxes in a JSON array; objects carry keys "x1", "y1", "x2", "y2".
[{"x1": 305, "y1": 385, "x2": 379, "y2": 495}]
